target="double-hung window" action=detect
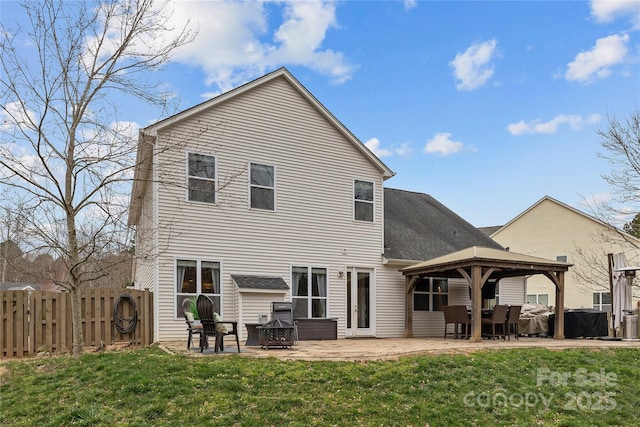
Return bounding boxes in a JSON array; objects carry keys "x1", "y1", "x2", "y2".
[
  {"x1": 593, "y1": 291, "x2": 611, "y2": 312},
  {"x1": 176, "y1": 259, "x2": 221, "y2": 316},
  {"x1": 250, "y1": 163, "x2": 275, "y2": 210},
  {"x1": 188, "y1": 153, "x2": 216, "y2": 203},
  {"x1": 291, "y1": 266, "x2": 327, "y2": 319},
  {"x1": 414, "y1": 278, "x2": 448, "y2": 311},
  {"x1": 526, "y1": 294, "x2": 549, "y2": 305},
  {"x1": 354, "y1": 179, "x2": 374, "y2": 222}
]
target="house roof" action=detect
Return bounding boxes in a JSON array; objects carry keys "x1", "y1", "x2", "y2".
[
  {"x1": 128, "y1": 67, "x2": 394, "y2": 226},
  {"x1": 231, "y1": 275, "x2": 289, "y2": 290},
  {"x1": 478, "y1": 225, "x2": 502, "y2": 237},
  {"x1": 384, "y1": 188, "x2": 503, "y2": 263},
  {"x1": 490, "y1": 195, "x2": 640, "y2": 242},
  {"x1": 0, "y1": 282, "x2": 63, "y2": 292},
  {"x1": 400, "y1": 246, "x2": 571, "y2": 277}
]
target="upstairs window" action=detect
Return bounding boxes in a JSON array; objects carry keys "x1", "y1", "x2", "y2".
[
  {"x1": 188, "y1": 153, "x2": 216, "y2": 203},
  {"x1": 354, "y1": 179, "x2": 374, "y2": 222},
  {"x1": 250, "y1": 163, "x2": 275, "y2": 210}
]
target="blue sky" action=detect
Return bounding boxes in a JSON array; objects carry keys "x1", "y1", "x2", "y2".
[{"x1": 3, "y1": 0, "x2": 639, "y2": 227}]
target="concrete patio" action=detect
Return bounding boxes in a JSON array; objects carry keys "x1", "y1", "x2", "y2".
[{"x1": 159, "y1": 336, "x2": 640, "y2": 361}]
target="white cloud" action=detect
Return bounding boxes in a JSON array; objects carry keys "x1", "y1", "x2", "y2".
[
  {"x1": 424, "y1": 132, "x2": 464, "y2": 156},
  {"x1": 565, "y1": 34, "x2": 629, "y2": 84},
  {"x1": 167, "y1": 0, "x2": 354, "y2": 93},
  {"x1": 364, "y1": 137, "x2": 392, "y2": 158},
  {"x1": 404, "y1": 0, "x2": 418, "y2": 11},
  {"x1": 591, "y1": 0, "x2": 640, "y2": 27},
  {"x1": 394, "y1": 142, "x2": 414, "y2": 157},
  {"x1": 449, "y1": 39, "x2": 498, "y2": 91},
  {"x1": 0, "y1": 101, "x2": 37, "y2": 131},
  {"x1": 507, "y1": 114, "x2": 601, "y2": 135}
]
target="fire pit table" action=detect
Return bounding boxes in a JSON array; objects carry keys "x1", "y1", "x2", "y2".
[{"x1": 257, "y1": 318, "x2": 295, "y2": 349}]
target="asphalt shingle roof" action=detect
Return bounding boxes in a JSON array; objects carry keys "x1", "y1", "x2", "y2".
[
  {"x1": 384, "y1": 188, "x2": 503, "y2": 262},
  {"x1": 231, "y1": 275, "x2": 289, "y2": 290}
]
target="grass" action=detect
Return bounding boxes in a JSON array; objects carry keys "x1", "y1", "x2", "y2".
[{"x1": 1, "y1": 346, "x2": 639, "y2": 426}]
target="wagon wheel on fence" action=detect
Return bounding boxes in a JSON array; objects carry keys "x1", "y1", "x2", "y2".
[{"x1": 113, "y1": 294, "x2": 138, "y2": 343}]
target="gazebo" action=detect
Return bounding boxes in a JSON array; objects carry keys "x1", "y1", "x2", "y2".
[{"x1": 401, "y1": 246, "x2": 572, "y2": 342}]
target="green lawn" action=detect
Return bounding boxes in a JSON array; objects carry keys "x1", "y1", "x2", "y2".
[{"x1": 1, "y1": 346, "x2": 638, "y2": 426}]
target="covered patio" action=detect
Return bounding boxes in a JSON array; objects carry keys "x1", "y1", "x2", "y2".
[{"x1": 401, "y1": 246, "x2": 572, "y2": 342}]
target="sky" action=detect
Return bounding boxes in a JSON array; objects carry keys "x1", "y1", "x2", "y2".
[{"x1": 2, "y1": 0, "x2": 639, "y2": 228}]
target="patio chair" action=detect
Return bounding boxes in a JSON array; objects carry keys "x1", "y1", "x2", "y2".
[
  {"x1": 443, "y1": 305, "x2": 457, "y2": 339},
  {"x1": 196, "y1": 294, "x2": 241, "y2": 353},
  {"x1": 181, "y1": 298, "x2": 203, "y2": 351},
  {"x1": 481, "y1": 304, "x2": 509, "y2": 340},
  {"x1": 504, "y1": 305, "x2": 522, "y2": 340},
  {"x1": 452, "y1": 305, "x2": 471, "y2": 339}
]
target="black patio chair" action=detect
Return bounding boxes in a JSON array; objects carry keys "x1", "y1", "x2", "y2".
[
  {"x1": 181, "y1": 298, "x2": 202, "y2": 351},
  {"x1": 196, "y1": 294, "x2": 241, "y2": 353}
]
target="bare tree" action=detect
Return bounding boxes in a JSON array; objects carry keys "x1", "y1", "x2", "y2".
[
  {"x1": 0, "y1": 0, "x2": 194, "y2": 357},
  {"x1": 0, "y1": 202, "x2": 27, "y2": 283},
  {"x1": 592, "y1": 109, "x2": 640, "y2": 243}
]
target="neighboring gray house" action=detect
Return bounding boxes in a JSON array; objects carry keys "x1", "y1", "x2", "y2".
[{"x1": 128, "y1": 68, "x2": 505, "y2": 342}]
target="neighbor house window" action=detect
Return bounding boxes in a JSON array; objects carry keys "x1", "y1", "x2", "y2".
[
  {"x1": 414, "y1": 278, "x2": 448, "y2": 311},
  {"x1": 188, "y1": 153, "x2": 216, "y2": 203},
  {"x1": 526, "y1": 294, "x2": 549, "y2": 305},
  {"x1": 292, "y1": 266, "x2": 327, "y2": 318},
  {"x1": 556, "y1": 255, "x2": 568, "y2": 263},
  {"x1": 250, "y1": 163, "x2": 275, "y2": 210},
  {"x1": 593, "y1": 291, "x2": 611, "y2": 312},
  {"x1": 354, "y1": 179, "x2": 374, "y2": 222},
  {"x1": 176, "y1": 259, "x2": 221, "y2": 317}
]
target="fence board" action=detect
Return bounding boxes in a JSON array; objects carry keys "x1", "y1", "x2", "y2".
[{"x1": 0, "y1": 288, "x2": 153, "y2": 359}]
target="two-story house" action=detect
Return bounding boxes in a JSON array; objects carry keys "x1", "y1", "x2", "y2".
[
  {"x1": 128, "y1": 68, "x2": 503, "y2": 342},
  {"x1": 488, "y1": 196, "x2": 640, "y2": 316}
]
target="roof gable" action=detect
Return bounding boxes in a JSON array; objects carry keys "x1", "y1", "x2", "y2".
[
  {"x1": 492, "y1": 196, "x2": 640, "y2": 243},
  {"x1": 384, "y1": 188, "x2": 503, "y2": 262},
  {"x1": 128, "y1": 68, "x2": 394, "y2": 226},
  {"x1": 144, "y1": 67, "x2": 393, "y2": 178}
]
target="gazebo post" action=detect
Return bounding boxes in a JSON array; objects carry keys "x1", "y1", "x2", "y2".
[
  {"x1": 470, "y1": 265, "x2": 482, "y2": 342},
  {"x1": 554, "y1": 271, "x2": 565, "y2": 340}
]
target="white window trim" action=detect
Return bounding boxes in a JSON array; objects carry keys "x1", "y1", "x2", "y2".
[
  {"x1": 248, "y1": 162, "x2": 276, "y2": 211},
  {"x1": 174, "y1": 257, "x2": 223, "y2": 319},
  {"x1": 526, "y1": 293, "x2": 549, "y2": 305},
  {"x1": 186, "y1": 151, "x2": 217, "y2": 205},
  {"x1": 290, "y1": 264, "x2": 330, "y2": 319},
  {"x1": 414, "y1": 277, "x2": 449, "y2": 312},
  {"x1": 592, "y1": 291, "x2": 611, "y2": 311},
  {"x1": 353, "y1": 178, "x2": 375, "y2": 223}
]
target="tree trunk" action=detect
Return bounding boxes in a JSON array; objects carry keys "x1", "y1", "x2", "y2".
[{"x1": 70, "y1": 286, "x2": 84, "y2": 358}]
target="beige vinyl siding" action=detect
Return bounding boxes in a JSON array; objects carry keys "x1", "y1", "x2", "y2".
[
  {"x1": 151, "y1": 76, "x2": 386, "y2": 341},
  {"x1": 498, "y1": 277, "x2": 525, "y2": 305},
  {"x1": 411, "y1": 279, "x2": 470, "y2": 337},
  {"x1": 238, "y1": 291, "x2": 287, "y2": 335},
  {"x1": 373, "y1": 266, "x2": 407, "y2": 337}
]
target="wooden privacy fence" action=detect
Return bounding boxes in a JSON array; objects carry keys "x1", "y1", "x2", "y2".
[{"x1": 1, "y1": 288, "x2": 153, "y2": 358}]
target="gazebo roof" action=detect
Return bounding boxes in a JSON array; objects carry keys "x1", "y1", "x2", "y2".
[{"x1": 401, "y1": 246, "x2": 571, "y2": 278}]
